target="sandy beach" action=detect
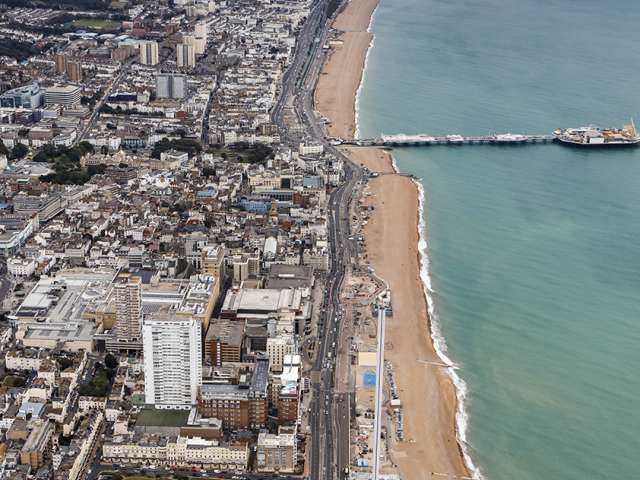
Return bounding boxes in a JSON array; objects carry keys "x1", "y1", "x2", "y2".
[
  {"x1": 315, "y1": 1, "x2": 470, "y2": 478},
  {"x1": 314, "y1": 0, "x2": 378, "y2": 139},
  {"x1": 358, "y1": 154, "x2": 470, "y2": 479}
]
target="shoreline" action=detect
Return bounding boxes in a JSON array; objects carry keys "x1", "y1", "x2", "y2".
[
  {"x1": 315, "y1": 0, "x2": 475, "y2": 478},
  {"x1": 353, "y1": 2, "x2": 378, "y2": 140},
  {"x1": 315, "y1": 0, "x2": 378, "y2": 139},
  {"x1": 413, "y1": 177, "x2": 482, "y2": 479}
]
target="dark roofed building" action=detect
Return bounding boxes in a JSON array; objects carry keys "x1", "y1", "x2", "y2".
[
  {"x1": 204, "y1": 318, "x2": 245, "y2": 366},
  {"x1": 265, "y1": 264, "x2": 314, "y2": 290}
]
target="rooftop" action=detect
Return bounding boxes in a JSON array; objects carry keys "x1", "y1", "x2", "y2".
[
  {"x1": 205, "y1": 318, "x2": 244, "y2": 346},
  {"x1": 222, "y1": 287, "x2": 302, "y2": 314}
]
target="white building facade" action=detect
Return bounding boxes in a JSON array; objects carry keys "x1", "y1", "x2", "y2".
[
  {"x1": 142, "y1": 315, "x2": 202, "y2": 409},
  {"x1": 7, "y1": 257, "x2": 37, "y2": 277}
]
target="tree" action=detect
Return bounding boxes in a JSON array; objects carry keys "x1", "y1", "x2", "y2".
[
  {"x1": 0, "y1": 140, "x2": 8, "y2": 157},
  {"x1": 57, "y1": 357, "x2": 74, "y2": 370},
  {"x1": 226, "y1": 142, "x2": 273, "y2": 164},
  {"x1": 104, "y1": 353, "x2": 118, "y2": 370},
  {"x1": 100, "y1": 104, "x2": 116, "y2": 114},
  {"x1": 151, "y1": 137, "x2": 202, "y2": 159},
  {"x1": 78, "y1": 368, "x2": 111, "y2": 397},
  {"x1": 3, "y1": 375, "x2": 25, "y2": 388},
  {"x1": 10, "y1": 143, "x2": 28, "y2": 160},
  {"x1": 78, "y1": 141, "x2": 95, "y2": 155},
  {"x1": 87, "y1": 164, "x2": 106, "y2": 176},
  {"x1": 0, "y1": 38, "x2": 40, "y2": 61},
  {"x1": 34, "y1": 143, "x2": 101, "y2": 185}
]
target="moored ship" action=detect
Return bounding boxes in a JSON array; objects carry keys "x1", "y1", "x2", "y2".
[{"x1": 554, "y1": 121, "x2": 640, "y2": 146}]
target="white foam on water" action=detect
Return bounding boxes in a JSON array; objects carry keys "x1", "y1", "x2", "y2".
[
  {"x1": 353, "y1": 5, "x2": 484, "y2": 477},
  {"x1": 414, "y1": 178, "x2": 485, "y2": 480},
  {"x1": 390, "y1": 152, "x2": 399, "y2": 173},
  {"x1": 354, "y1": 2, "x2": 379, "y2": 140}
]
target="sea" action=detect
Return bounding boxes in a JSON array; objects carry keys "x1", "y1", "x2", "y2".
[{"x1": 356, "y1": 0, "x2": 640, "y2": 479}]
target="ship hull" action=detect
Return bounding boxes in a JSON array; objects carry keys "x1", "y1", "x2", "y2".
[
  {"x1": 554, "y1": 123, "x2": 640, "y2": 147},
  {"x1": 555, "y1": 138, "x2": 640, "y2": 147}
]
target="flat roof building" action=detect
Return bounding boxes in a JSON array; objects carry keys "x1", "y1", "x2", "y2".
[
  {"x1": 20, "y1": 420, "x2": 53, "y2": 469},
  {"x1": 266, "y1": 264, "x2": 314, "y2": 290},
  {"x1": 139, "y1": 40, "x2": 159, "y2": 65},
  {"x1": 220, "y1": 288, "x2": 303, "y2": 319},
  {"x1": 44, "y1": 85, "x2": 81, "y2": 108},
  {"x1": 257, "y1": 429, "x2": 297, "y2": 473},
  {"x1": 205, "y1": 318, "x2": 245, "y2": 366},
  {"x1": 197, "y1": 355, "x2": 269, "y2": 429},
  {"x1": 11, "y1": 268, "x2": 117, "y2": 352}
]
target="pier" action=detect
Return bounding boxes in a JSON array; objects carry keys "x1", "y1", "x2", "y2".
[{"x1": 341, "y1": 133, "x2": 557, "y2": 147}]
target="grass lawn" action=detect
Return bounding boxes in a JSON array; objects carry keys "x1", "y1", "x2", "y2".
[
  {"x1": 135, "y1": 408, "x2": 190, "y2": 427},
  {"x1": 71, "y1": 18, "x2": 121, "y2": 29}
]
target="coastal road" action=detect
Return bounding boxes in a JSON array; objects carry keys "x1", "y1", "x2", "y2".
[
  {"x1": 273, "y1": 0, "x2": 366, "y2": 478},
  {"x1": 277, "y1": 1, "x2": 367, "y2": 478},
  {"x1": 271, "y1": 0, "x2": 326, "y2": 135}
]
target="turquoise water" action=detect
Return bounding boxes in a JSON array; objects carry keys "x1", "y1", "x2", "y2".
[{"x1": 358, "y1": 1, "x2": 640, "y2": 479}]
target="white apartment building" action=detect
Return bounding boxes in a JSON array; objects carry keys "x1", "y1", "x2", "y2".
[
  {"x1": 67, "y1": 411, "x2": 104, "y2": 480},
  {"x1": 248, "y1": 172, "x2": 281, "y2": 192},
  {"x1": 142, "y1": 314, "x2": 202, "y2": 409},
  {"x1": 6, "y1": 350, "x2": 45, "y2": 371},
  {"x1": 176, "y1": 43, "x2": 196, "y2": 68},
  {"x1": 139, "y1": 41, "x2": 159, "y2": 66},
  {"x1": 167, "y1": 437, "x2": 245, "y2": 467},
  {"x1": 182, "y1": 34, "x2": 205, "y2": 56}
]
